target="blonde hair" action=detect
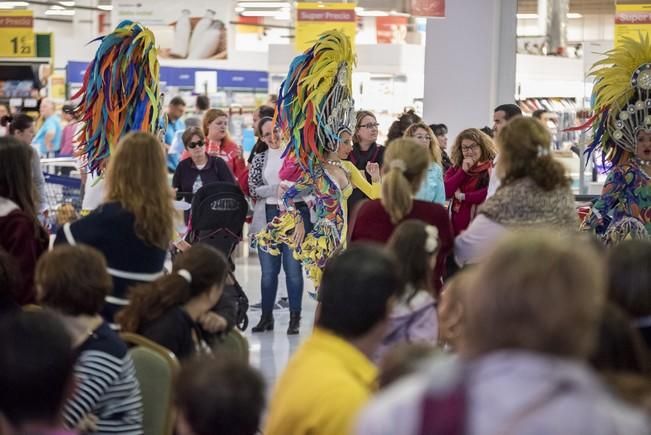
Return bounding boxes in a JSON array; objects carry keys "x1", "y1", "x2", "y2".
[
  {"x1": 462, "y1": 231, "x2": 606, "y2": 359},
  {"x1": 404, "y1": 122, "x2": 442, "y2": 165},
  {"x1": 450, "y1": 128, "x2": 497, "y2": 167},
  {"x1": 381, "y1": 138, "x2": 430, "y2": 224},
  {"x1": 203, "y1": 108, "x2": 229, "y2": 138},
  {"x1": 497, "y1": 117, "x2": 569, "y2": 190},
  {"x1": 105, "y1": 132, "x2": 175, "y2": 249}
]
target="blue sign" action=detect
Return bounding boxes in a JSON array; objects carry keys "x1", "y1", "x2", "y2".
[
  {"x1": 218, "y1": 70, "x2": 268, "y2": 90},
  {"x1": 66, "y1": 61, "x2": 89, "y2": 84}
]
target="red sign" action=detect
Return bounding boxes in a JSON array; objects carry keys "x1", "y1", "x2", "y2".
[
  {"x1": 615, "y1": 12, "x2": 651, "y2": 24},
  {"x1": 410, "y1": 0, "x2": 445, "y2": 17},
  {"x1": 376, "y1": 16, "x2": 408, "y2": 44},
  {"x1": 297, "y1": 9, "x2": 356, "y2": 22}
]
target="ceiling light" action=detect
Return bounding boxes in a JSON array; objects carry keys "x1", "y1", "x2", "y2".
[
  {"x1": 517, "y1": 13, "x2": 583, "y2": 19},
  {"x1": 0, "y1": 1, "x2": 29, "y2": 8},
  {"x1": 238, "y1": 1, "x2": 290, "y2": 7},
  {"x1": 241, "y1": 10, "x2": 283, "y2": 17},
  {"x1": 45, "y1": 8, "x2": 75, "y2": 15},
  {"x1": 59, "y1": 1, "x2": 75, "y2": 6},
  {"x1": 389, "y1": 10, "x2": 410, "y2": 17},
  {"x1": 97, "y1": 4, "x2": 112, "y2": 11},
  {"x1": 356, "y1": 10, "x2": 389, "y2": 17},
  {"x1": 235, "y1": 6, "x2": 244, "y2": 12}
]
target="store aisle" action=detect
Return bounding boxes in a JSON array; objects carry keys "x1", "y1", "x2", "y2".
[{"x1": 233, "y1": 255, "x2": 317, "y2": 386}]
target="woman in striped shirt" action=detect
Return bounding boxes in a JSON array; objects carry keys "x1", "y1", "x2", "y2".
[{"x1": 36, "y1": 244, "x2": 143, "y2": 435}]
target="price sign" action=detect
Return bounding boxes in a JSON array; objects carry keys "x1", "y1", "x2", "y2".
[{"x1": 0, "y1": 10, "x2": 35, "y2": 58}]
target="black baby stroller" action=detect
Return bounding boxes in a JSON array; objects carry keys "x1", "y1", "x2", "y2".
[{"x1": 185, "y1": 182, "x2": 250, "y2": 331}]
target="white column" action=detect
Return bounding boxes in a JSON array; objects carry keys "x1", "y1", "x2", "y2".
[{"x1": 423, "y1": 0, "x2": 517, "y2": 140}]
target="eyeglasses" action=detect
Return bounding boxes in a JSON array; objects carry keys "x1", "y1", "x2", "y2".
[
  {"x1": 187, "y1": 140, "x2": 205, "y2": 149},
  {"x1": 359, "y1": 122, "x2": 379, "y2": 129},
  {"x1": 414, "y1": 135, "x2": 431, "y2": 142},
  {"x1": 461, "y1": 143, "x2": 479, "y2": 152}
]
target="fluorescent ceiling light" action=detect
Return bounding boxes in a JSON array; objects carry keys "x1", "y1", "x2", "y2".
[
  {"x1": 390, "y1": 10, "x2": 410, "y2": 17},
  {"x1": 97, "y1": 4, "x2": 112, "y2": 11},
  {"x1": 0, "y1": 1, "x2": 29, "y2": 8},
  {"x1": 45, "y1": 8, "x2": 75, "y2": 15},
  {"x1": 517, "y1": 13, "x2": 583, "y2": 19},
  {"x1": 59, "y1": 1, "x2": 75, "y2": 6},
  {"x1": 238, "y1": 1, "x2": 290, "y2": 7},
  {"x1": 357, "y1": 10, "x2": 389, "y2": 17},
  {"x1": 241, "y1": 10, "x2": 289, "y2": 19}
]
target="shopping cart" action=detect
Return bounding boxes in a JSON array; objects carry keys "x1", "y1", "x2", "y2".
[{"x1": 41, "y1": 158, "x2": 82, "y2": 234}]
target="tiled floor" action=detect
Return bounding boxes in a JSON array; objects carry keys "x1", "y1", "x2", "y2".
[{"x1": 233, "y1": 254, "x2": 317, "y2": 386}]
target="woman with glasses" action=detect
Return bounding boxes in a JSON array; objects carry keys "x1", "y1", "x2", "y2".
[
  {"x1": 173, "y1": 126, "x2": 235, "y2": 221},
  {"x1": 249, "y1": 117, "x2": 313, "y2": 334},
  {"x1": 444, "y1": 128, "x2": 497, "y2": 236},
  {"x1": 347, "y1": 110, "x2": 385, "y2": 219},
  {"x1": 404, "y1": 122, "x2": 445, "y2": 205}
]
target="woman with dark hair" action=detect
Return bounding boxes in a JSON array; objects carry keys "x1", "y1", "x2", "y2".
[
  {"x1": 172, "y1": 126, "x2": 235, "y2": 220},
  {"x1": 386, "y1": 110, "x2": 421, "y2": 145},
  {"x1": 117, "y1": 244, "x2": 229, "y2": 360},
  {"x1": 455, "y1": 118, "x2": 577, "y2": 265},
  {"x1": 248, "y1": 105, "x2": 276, "y2": 164},
  {"x1": 607, "y1": 240, "x2": 651, "y2": 349},
  {"x1": 347, "y1": 110, "x2": 385, "y2": 218},
  {"x1": 1, "y1": 113, "x2": 45, "y2": 208},
  {"x1": 444, "y1": 128, "x2": 497, "y2": 236},
  {"x1": 430, "y1": 123, "x2": 453, "y2": 172},
  {"x1": 0, "y1": 136, "x2": 48, "y2": 305}
]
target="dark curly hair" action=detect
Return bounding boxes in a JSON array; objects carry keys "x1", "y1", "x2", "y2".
[{"x1": 386, "y1": 110, "x2": 421, "y2": 145}]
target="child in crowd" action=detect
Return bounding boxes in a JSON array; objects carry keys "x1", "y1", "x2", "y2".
[
  {"x1": 117, "y1": 244, "x2": 229, "y2": 360},
  {"x1": 375, "y1": 220, "x2": 440, "y2": 362},
  {"x1": 175, "y1": 357, "x2": 266, "y2": 435},
  {"x1": 36, "y1": 244, "x2": 144, "y2": 434}
]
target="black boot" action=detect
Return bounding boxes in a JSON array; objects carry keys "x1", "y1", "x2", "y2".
[
  {"x1": 287, "y1": 311, "x2": 301, "y2": 335},
  {"x1": 252, "y1": 312, "x2": 274, "y2": 333}
]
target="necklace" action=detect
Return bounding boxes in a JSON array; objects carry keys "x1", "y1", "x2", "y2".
[
  {"x1": 326, "y1": 159, "x2": 343, "y2": 168},
  {"x1": 636, "y1": 158, "x2": 651, "y2": 166}
]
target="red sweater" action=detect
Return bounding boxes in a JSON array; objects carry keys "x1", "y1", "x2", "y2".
[
  {"x1": 0, "y1": 202, "x2": 48, "y2": 305},
  {"x1": 444, "y1": 166, "x2": 490, "y2": 236},
  {"x1": 349, "y1": 199, "x2": 453, "y2": 292}
]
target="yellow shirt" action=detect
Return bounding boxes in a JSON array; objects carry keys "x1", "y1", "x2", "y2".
[{"x1": 264, "y1": 328, "x2": 378, "y2": 435}]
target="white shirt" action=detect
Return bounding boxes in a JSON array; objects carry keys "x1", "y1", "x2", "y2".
[
  {"x1": 264, "y1": 147, "x2": 283, "y2": 205},
  {"x1": 454, "y1": 214, "x2": 508, "y2": 266},
  {"x1": 486, "y1": 155, "x2": 500, "y2": 198}
]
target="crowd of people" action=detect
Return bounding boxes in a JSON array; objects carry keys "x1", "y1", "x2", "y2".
[{"x1": 0, "y1": 23, "x2": 650, "y2": 435}]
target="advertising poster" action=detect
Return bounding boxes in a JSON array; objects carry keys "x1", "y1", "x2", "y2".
[
  {"x1": 0, "y1": 10, "x2": 35, "y2": 58},
  {"x1": 295, "y1": 2, "x2": 356, "y2": 52},
  {"x1": 376, "y1": 16, "x2": 409, "y2": 44},
  {"x1": 410, "y1": 0, "x2": 445, "y2": 18},
  {"x1": 615, "y1": 2, "x2": 651, "y2": 48},
  {"x1": 112, "y1": 1, "x2": 233, "y2": 60}
]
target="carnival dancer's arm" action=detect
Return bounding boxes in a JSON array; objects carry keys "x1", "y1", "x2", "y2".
[
  {"x1": 583, "y1": 167, "x2": 626, "y2": 234},
  {"x1": 345, "y1": 161, "x2": 381, "y2": 199}
]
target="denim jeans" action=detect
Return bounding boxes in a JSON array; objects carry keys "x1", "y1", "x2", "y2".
[{"x1": 258, "y1": 202, "x2": 312, "y2": 313}]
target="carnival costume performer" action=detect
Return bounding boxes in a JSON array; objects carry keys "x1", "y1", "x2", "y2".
[
  {"x1": 577, "y1": 34, "x2": 651, "y2": 244},
  {"x1": 255, "y1": 30, "x2": 380, "y2": 286}
]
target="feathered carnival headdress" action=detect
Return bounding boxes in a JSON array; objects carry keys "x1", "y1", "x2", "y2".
[
  {"x1": 579, "y1": 33, "x2": 651, "y2": 167},
  {"x1": 73, "y1": 20, "x2": 161, "y2": 175},
  {"x1": 274, "y1": 29, "x2": 355, "y2": 172}
]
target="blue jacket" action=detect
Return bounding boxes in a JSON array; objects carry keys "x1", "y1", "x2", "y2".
[{"x1": 416, "y1": 163, "x2": 446, "y2": 205}]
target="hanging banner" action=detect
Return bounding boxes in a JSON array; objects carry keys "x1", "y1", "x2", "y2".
[
  {"x1": 615, "y1": 2, "x2": 651, "y2": 48},
  {"x1": 376, "y1": 16, "x2": 409, "y2": 44},
  {"x1": 295, "y1": 2, "x2": 356, "y2": 52},
  {"x1": 0, "y1": 10, "x2": 35, "y2": 58},
  {"x1": 410, "y1": 0, "x2": 445, "y2": 18},
  {"x1": 112, "y1": 1, "x2": 232, "y2": 59}
]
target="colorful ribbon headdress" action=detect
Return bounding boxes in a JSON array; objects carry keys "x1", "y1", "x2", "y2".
[
  {"x1": 73, "y1": 20, "x2": 161, "y2": 175},
  {"x1": 275, "y1": 29, "x2": 355, "y2": 172},
  {"x1": 577, "y1": 33, "x2": 651, "y2": 167}
]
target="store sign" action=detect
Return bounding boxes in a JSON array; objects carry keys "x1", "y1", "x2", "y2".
[
  {"x1": 376, "y1": 16, "x2": 409, "y2": 44},
  {"x1": 295, "y1": 2, "x2": 356, "y2": 52},
  {"x1": 410, "y1": 0, "x2": 445, "y2": 18},
  {"x1": 0, "y1": 10, "x2": 35, "y2": 58},
  {"x1": 615, "y1": 2, "x2": 651, "y2": 47}
]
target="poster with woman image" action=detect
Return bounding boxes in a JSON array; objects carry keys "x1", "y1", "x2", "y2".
[{"x1": 112, "y1": 0, "x2": 232, "y2": 59}]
